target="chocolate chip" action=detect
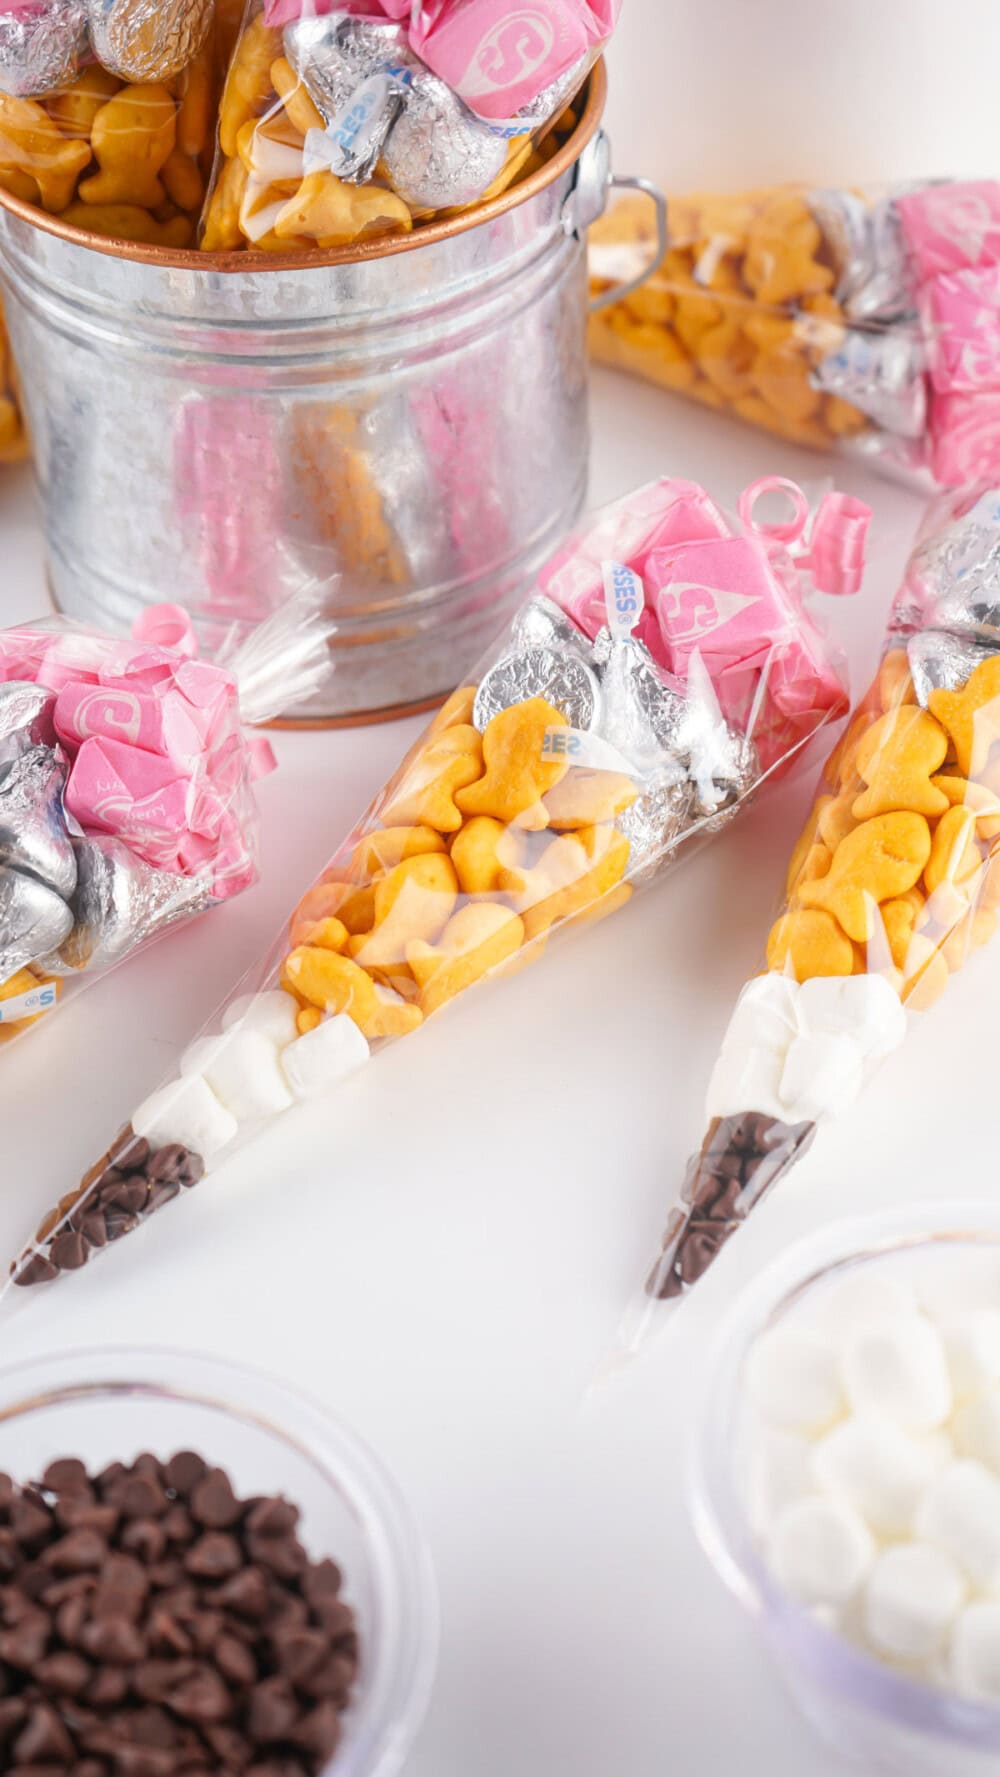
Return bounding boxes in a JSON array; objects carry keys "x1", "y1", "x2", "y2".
[
  {"x1": 184, "y1": 1532, "x2": 242, "y2": 1579},
  {"x1": 41, "y1": 1459, "x2": 88, "y2": 1495},
  {"x1": 108, "y1": 1129, "x2": 151, "y2": 1172},
  {"x1": 0, "y1": 1616, "x2": 49, "y2": 1668},
  {"x1": 13, "y1": 1701, "x2": 75, "y2": 1764},
  {"x1": 272, "y1": 1627, "x2": 329, "y2": 1684},
  {"x1": 161, "y1": 1506, "x2": 194, "y2": 1547},
  {"x1": 81, "y1": 1214, "x2": 108, "y2": 1250},
  {"x1": 301, "y1": 1654, "x2": 356, "y2": 1705},
  {"x1": 145, "y1": 1182, "x2": 180, "y2": 1217},
  {"x1": 48, "y1": 1230, "x2": 89, "y2": 1271},
  {"x1": 0, "y1": 1696, "x2": 28, "y2": 1742},
  {"x1": 54, "y1": 1497, "x2": 119, "y2": 1537},
  {"x1": 301, "y1": 1559, "x2": 341, "y2": 1604},
  {"x1": 79, "y1": 1617, "x2": 147, "y2": 1664},
  {"x1": 293, "y1": 1700, "x2": 342, "y2": 1762},
  {"x1": 33, "y1": 1651, "x2": 91, "y2": 1695},
  {"x1": 103, "y1": 1210, "x2": 139, "y2": 1243},
  {"x1": 105, "y1": 1181, "x2": 149, "y2": 1217},
  {"x1": 0, "y1": 1528, "x2": 19, "y2": 1574},
  {"x1": 163, "y1": 1454, "x2": 206, "y2": 1499},
  {"x1": 86, "y1": 1664, "x2": 130, "y2": 1708},
  {"x1": 13, "y1": 1252, "x2": 59, "y2": 1286},
  {"x1": 248, "y1": 1676, "x2": 299, "y2": 1743},
  {"x1": 42, "y1": 1528, "x2": 108, "y2": 1572},
  {"x1": 120, "y1": 1520, "x2": 167, "y2": 1565},
  {"x1": 165, "y1": 1666, "x2": 232, "y2": 1722},
  {"x1": 247, "y1": 1534, "x2": 307, "y2": 1581},
  {"x1": 213, "y1": 1566, "x2": 270, "y2": 1621},
  {"x1": 145, "y1": 1146, "x2": 190, "y2": 1184},
  {"x1": 214, "y1": 1632, "x2": 257, "y2": 1688},
  {"x1": 189, "y1": 1470, "x2": 242, "y2": 1530},
  {"x1": 246, "y1": 1498, "x2": 299, "y2": 1539},
  {"x1": 120, "y1": 1477, "x2": 168, "y2": 1520}
]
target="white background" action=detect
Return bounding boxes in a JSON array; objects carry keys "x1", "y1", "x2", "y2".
[{"x1": 4, "y1": 6, "x2": 1000, "y2": 1773}]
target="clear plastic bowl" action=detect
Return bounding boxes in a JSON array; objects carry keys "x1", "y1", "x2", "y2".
[
  {"x1": 0, "y1": 1345, "x2": 438, "y2": 1777},
  {"x1": 690, "y1": 1202, "x2": 1000, "y2": 1776}
]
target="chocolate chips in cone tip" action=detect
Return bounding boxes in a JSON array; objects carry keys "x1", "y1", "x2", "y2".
[
  {"x1": 13, "y1": 1128, "x2": 205, "y2": 1288},
  {"x1": 0, "y1": 1452, "x2": 359, "y2": 1772},
  {"x1": 646, "y1": 1112, "x2": 817, "y2": 1299}
]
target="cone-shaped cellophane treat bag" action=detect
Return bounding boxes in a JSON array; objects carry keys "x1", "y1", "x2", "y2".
[
  {"x1": 7, "y1": 473, "x2": 869, "y2": 1292},
  {"x1": 0, "y1": 294, "x2": 24, "y2": 463},
  {"x1": 589, "y1": 181, "x2": 1000, "y2": 489},
  {"x1": 199, "y1": 0, "x2": 619, "y2": 251},
  {"x1": 645, "y1": 482, "x2": 1000, "y2": 1305},
  {"x1": 0, "y1": 594, "x2": 329, "y2": 1050}
]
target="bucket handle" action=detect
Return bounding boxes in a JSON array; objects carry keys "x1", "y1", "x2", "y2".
[{"x1": 588, "y1": 175, "x2": 668, "y2": 315}]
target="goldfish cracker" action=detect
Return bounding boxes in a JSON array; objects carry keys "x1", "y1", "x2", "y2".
[
  {"x1": 350, "y1": 827, "x2": 446, "y2": 879},
  {"x1": 428, "y1": 686, "x2": 477, "y2": 736},
  {"x1": 899, "y1": 932, "x2": 950, "y2": 1009},
  {"x1": 381, "y1": 725, "x2": 484, "y2": 833},
  {"x1": 924, "y1": 805, "x2": 983, "y2": 899},
  {"x1": 877, "y1": 649, "x2": 917, "y2": 712},
  {"x1": 570, "y1": 880, "x2": 635, "y2": 928},
  {"x1": 45, "y1": 67, "x2": 121, "y2": 138},
  {"x1": 296, "y1": 1006, "x2": 322, "y2": 1035},
  {"x1": 852, "y1": 707, "x2": 950, "y2": 820},
  {"x1": 0, "y1": 93, "x2": 91, "y2": 212},
  {"x1": 219, "y1": 13, "x2": 282, "y2": 158},
  {"x1": 282, "y1": 945, "x2": 422, "y2": 1039},
  {"x1": 61, "y1": 201, "x2": 192, "y2": 246},
  {"x1": 785, "y1": 800, "x2": 827, "y2": 897},
  {"x1": 407, "y1": 903, "x2": 525, "y2": 1018},
  {"x1": 799, "y1": 811, "x2": 933, "y2": 942},
  {"x1": 161, "y1": 146, "x2": 203, "y2": 212},
  {"x1": 765, "y1": 907, "x2": 856, "y2": 980},
  {"x1": 347, "y1": 854, "x2": 458, "y2": 969},
  {"x1": 455, "y1": 699, "x2": 569, "y2": 829},
  {"x1": 932, "y1": 774, "x2": 1000, "y2": 842},
  {"x1": 269, "y1": 57, "x2": 324, "y2": 138},
  {"x1": 450, "y1": 816, "x2": 515, "y2": 896},
  {"x1": 176, "y1": 40, "x2": 213, "y2": 159},
  {"x1": 273, "y1": 170, "x2": 413, "y2": 248},
  {"x1": 879, "y1": 893, "x2": 924, "y2": 970},
  {"x1": 200, "y1": 152, "x2": 248, "y2": 250},
  {"x1": 541, "y1": 768, "x2": 639, "y2": 829},
  {"x1": 816, "y1": 791, "x2": 860, "y2": 851},
  {"x1": 78, "y1": 85, "x2": 176, "y2": 209},
  {"x1": 928, "y1": 654, "x2": 1000, "y2": 778},
  {"x1": 288, "y1": 879, "x2": 376, "y2": 946},
  {"x1": 520, "y1": 824, "x2": 631, "y2": 942}
]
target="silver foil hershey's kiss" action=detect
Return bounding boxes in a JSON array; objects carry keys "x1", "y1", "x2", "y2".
[
  {"x1": 0, "y1": 746, "x2": 77, "y2": 900},
  {"x1": 381, "y1": 69, "x2": 508, "y2": 210},
  {"x1": 512, "y1": 596, "x2": 594, "y2": 660},
  {"x1": 473, "y1": 645, "x2": 600, "y2": 732},
  {"x1": 0, "y1": 681, "x2": 56, "y2": 761},
  {"x1": 907, "y1": 630, "x2": 994, "y2": 706},
  {"x1": 0, "y1": 863, "x2": 73, "y2": 983},
  {"x1": 284, "y1": 13, "x2": 411, "y2": 183},
  {"x1": 0, "y1": 0, "x2": 87, "y2": 97},
  {"x1": 615, "y1": 772, "x2": 694, "y2": 884},
  {"x1": 812, "y1": 326, "x2": 927, "y2": 440},
  {"x1": 597, "y1": 633, "x2": 686, "y2": 775},
  {"x1": 808, "y1": 188, "x2": 913, "y2": 324},
  {"x1": 86, "y1": 0, "x2": 213, "y2": 82},
  {"x1": 50, "y1": 834, "x2": 214, "y2": 973}
]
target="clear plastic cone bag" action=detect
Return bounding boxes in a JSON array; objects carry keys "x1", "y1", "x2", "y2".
[{"x1": 6, "y1": 472, "x2": 870, "y2": 1295}]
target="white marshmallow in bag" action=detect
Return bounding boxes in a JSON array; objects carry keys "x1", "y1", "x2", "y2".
[
  {"x1": 132, "y1": 1074, "x2": 237, "y2": 1161},
  {"x1": 705, "y1": 1042, "x2": 785, "y2": 1122},
  {"x1": 951, "y1": 1602, "x2": 1000, "y2": 1702},
  {"x1": 943, "y1": 1312, "x2": 1000, "y2": 1401},
  {"x1": 223, "y1": 989, "x2": 300, "y2": 1047},
  {"x1": 722, "y1": 973, "x2": 801, "y2": 1054},
  {"x1": 843, "y1": 1315, "x2": 953, "y2": 1432},
  {"x1": 181, "y1": 1028, "x2": 293, "y2": 1123},
  {"x1": 745, "y1": 1326, "x2": 845, "y2": 1434},
  {"x1": 953, "y1": 1390, "x2": 1000, "y2": 1475},
  {"x1": 779, "y1": 1032, "x2": 865, "y2": 1123},
  {"x1": 797, "y1": 973, "x2": 907, "y2": 1063},
  {"x1": 819, "y1": 1271, "x2": 919, "y2": 1344},
  {"x1": 282, "y1": 1015, "x2": 370, "y2": 1101}
]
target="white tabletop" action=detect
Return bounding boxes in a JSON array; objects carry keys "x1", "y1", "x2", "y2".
[{"x1": 4, "y1": 358, "x2": 986, "y2": 1777}]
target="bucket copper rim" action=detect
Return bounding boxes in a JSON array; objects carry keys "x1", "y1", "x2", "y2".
[{"x1": 0, "y1": 62, "x2": 606, "y2": 274}]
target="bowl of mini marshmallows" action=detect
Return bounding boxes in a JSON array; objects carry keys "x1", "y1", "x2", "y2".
[
  {"x1": 0, "y1": 1347, "x2": 437, "y2": 1777},
  {"x1": 691, "y1": 1205, "x2": 1000, "y2": 1777}
]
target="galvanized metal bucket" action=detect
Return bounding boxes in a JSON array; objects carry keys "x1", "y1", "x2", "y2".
[{"x1": 0, "y1": 67, "x2": 665, "y2": 722}]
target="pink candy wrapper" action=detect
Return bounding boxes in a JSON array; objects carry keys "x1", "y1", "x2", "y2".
[{"x1": 0, "y1": 596, "x2": 331, "y2": 1044}]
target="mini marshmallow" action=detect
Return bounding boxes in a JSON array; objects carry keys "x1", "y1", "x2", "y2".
[
  {"x1": 721, "y1": 973, "x2": 800, "y2": 1055},
  {"x1": 281, "y1": 1015, "x2": 370, "y2": 1102},
  {"x1": 768, "y1": 1496, "x2": 875, "y2": 1608},
  {"x1": 778, "y1": 1032, "x2": 865, "y2": 1123},
  {"x1": 951, "y1": 1602, "x2": 1000, "y2": 1703},
  {"x1": 812, "y1": 1415, "x2": 941, "y2": 1538},
  {"x1": 222, "y1": 989, "x2": 300, "y2": 1048},
  {"x1": 797, "y1": 973, "x2": 907, "y2": 1064},
  {"x1": 863, "y1": 1544, "x2": 966, "y2": 1663},
  {"x1": 819, "y1": 1270, "x2": 919, "y2": 1345},
  {"x1": 183, "y1": 1028, "x2": 293, "y2": 1123},
  {"x1": 705, "y1": 1041, "x2": 785, "y2": 1121},
  {"x1": 132, "y1": 1074, "x2": 237, "y2": 1162},
  {"x1": 748, "y1": 1430, "x2": 816, "y2": 1538},
  {"x1": 842, "y1": 1315, "x2": 953, "y2": 1432},
  {"x1": 745, "y1": 1326, "x2": 845, "y2": 1435},
  {"x1": 915, "y1": 1461, "x2": 1000, "y2": 1589},
  {"x1": 953, "y1": 1390, "x2": 1000, "y2": 1474},
  {"x1": 943, "y1": 1312, "x2": 1000, "y2": 1401}
]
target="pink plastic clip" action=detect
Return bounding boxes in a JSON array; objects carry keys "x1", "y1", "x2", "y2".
[
  {"x1": 738, "y1": 477, "x2": 810, "y2": 546},
  {"x1": 800, "y1": 494, "x2": 871, "y2": 598}
]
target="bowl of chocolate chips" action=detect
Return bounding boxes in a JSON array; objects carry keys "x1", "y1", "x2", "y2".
[{"x1": 0, "y1": 1347, "x2": 437, "y2": 1776}]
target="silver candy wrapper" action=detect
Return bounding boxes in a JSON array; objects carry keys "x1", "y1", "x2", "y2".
[
  {"x1": 0, "y1": 0, "x2": 87, "y2": 97},
  {"x1": 0, "y1": 746, "x2": 77, "y2": 899},
  {"x1": 49, "y1": 834, "x2": 213, "y2": 973},
  {"x1": 808, "y1": 189, "x2": 913, "y2": 325},
  {"x1": 907, "y1": 629, "x2": 996, "y2": 706},
  {"x1": 381, "y1": 70, "x2": 507, "y2": 210},
  {"x1": 284, "y1": 14, "x2": 411, "y2": 184},
  {"x1": 597, "y1": 633, "x2": 686, "y2": 776},
  {"x1": 928, "y1": 546, "x2": 1000, "y2": 646},
  {"x1": 616, "y1": 772, "x2": 694, "y2": 885},
  {"x1": 0, "y1": 681, "x2": 56, "y2": 761},
  {"x1": 497, "y1": 54, "x2": 587, "y2": 136},
  {"x1": 904, "y1": 494, "x2": 1000, "y2": 640},
  {"x1": 511, "y1": 596, "x2": 593, "y2": 660},
  {"x1": 0, "y1": 863, "x2": 73, "y2": 983},
  {"x1": 473, "y1": 645, "x2": 600, "y2": 732},
  {"x1": 86, "y1": 0, "x2": 212, "y2": 82},
  {"x1": 812, "y1": 326, "x2": 927, "y2": 441}
]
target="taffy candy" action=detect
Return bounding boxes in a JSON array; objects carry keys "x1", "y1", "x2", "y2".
[
  {"x1": 0, "y1": 595, "x2": 329, "y2": 1048},
  {"x1": 198, "y1": 0, "x2": 600, "y2": 252},
  {"x1": 0, "y1": 0, "x2": 228, "y2": 247},
  {"x1": 0, "y1": 291, "x2": 23, "y2": 461},
  {"x1": 6, "y1": 473, "x2": 868, "y2": 1293},
  {"x1": 589, "y1": 181, "x2": 1000, "y2": 489},
  {"x1": 644, "y1": 482, "x2": 1000, "y2": 1307}
]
